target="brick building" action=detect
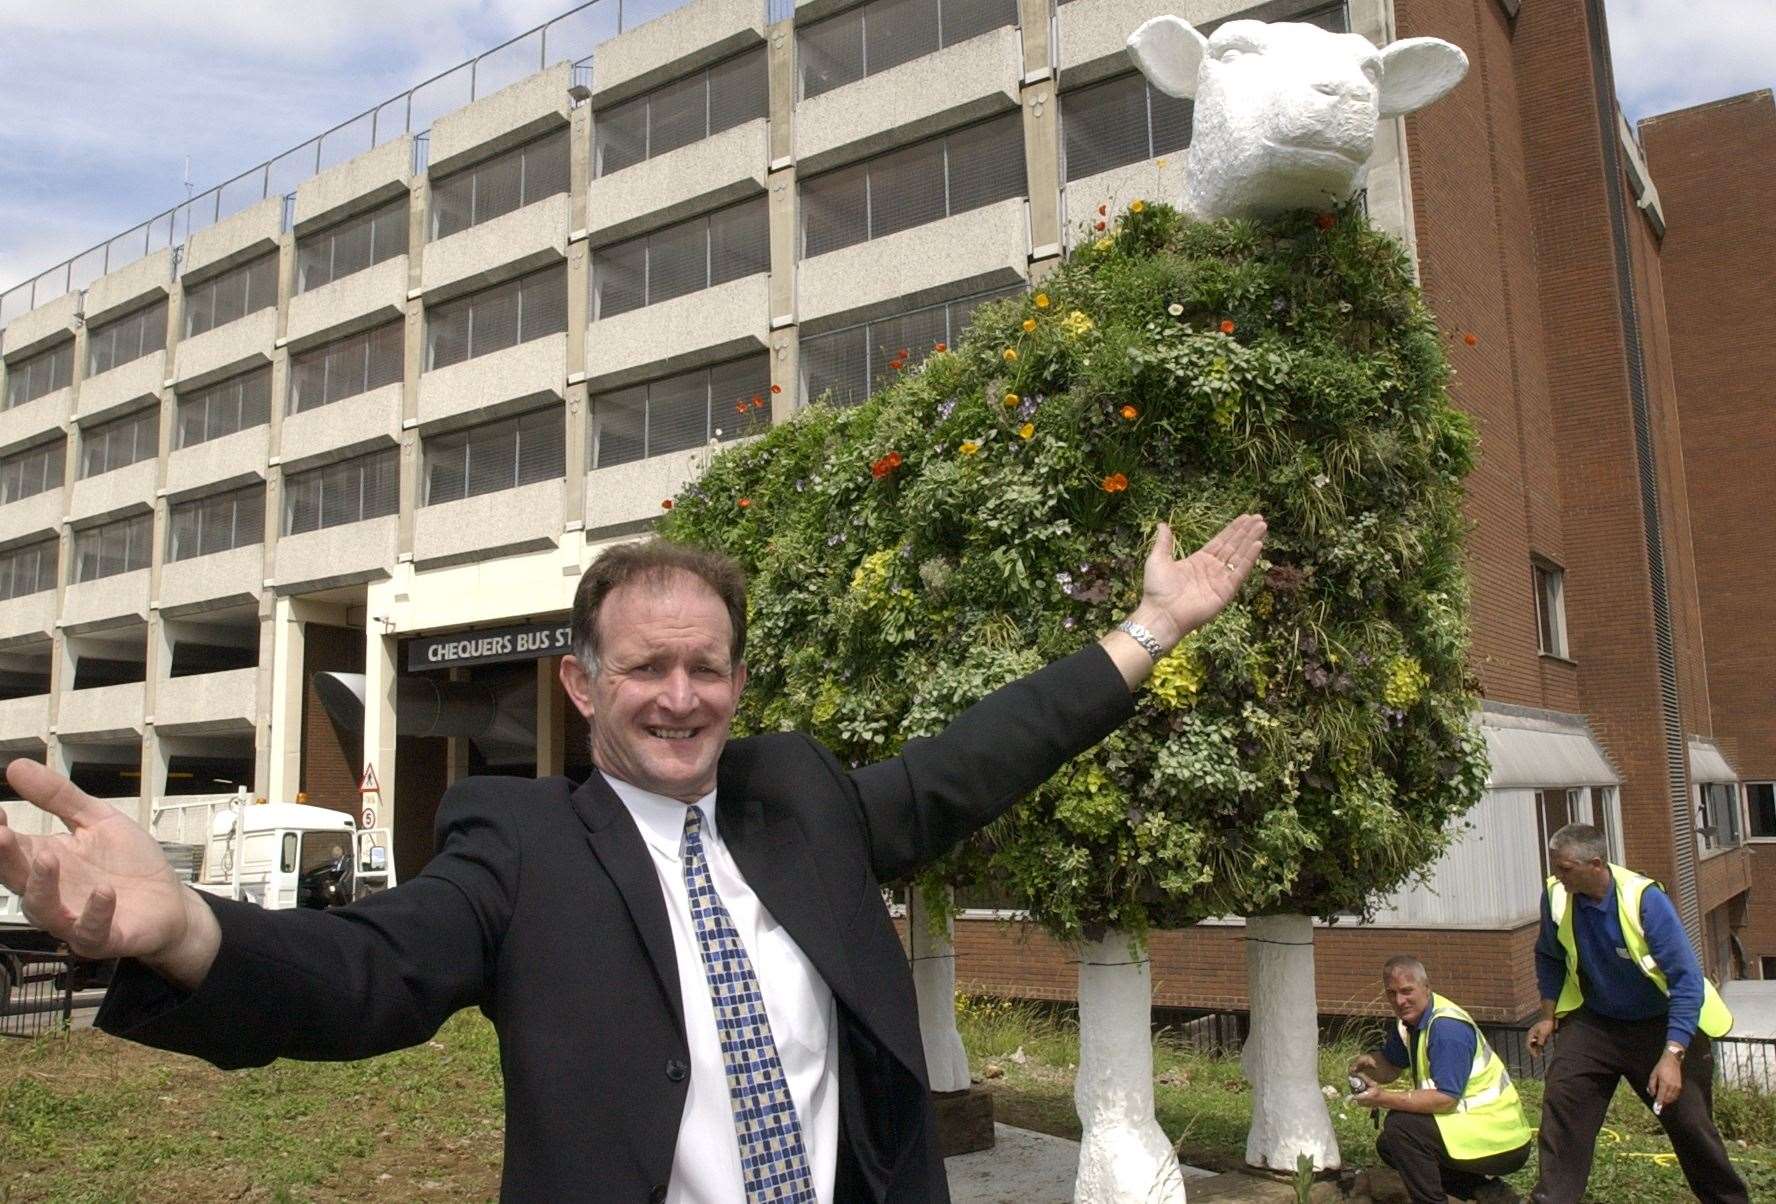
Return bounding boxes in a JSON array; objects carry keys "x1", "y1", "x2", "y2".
[{"x1": 0, "y1": 0, "x2": 1757, "y2": 1024}]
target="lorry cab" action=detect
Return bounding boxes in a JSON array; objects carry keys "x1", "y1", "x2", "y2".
[{"x1": 196, "y1": 802, "x2": 392, "y2": 910}]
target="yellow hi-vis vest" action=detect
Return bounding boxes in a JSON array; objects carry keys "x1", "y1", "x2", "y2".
[
  {"x1": 1546, "y1": 864, "x2": 1733, "y2": 1038},
  {"x1": 1403, "y1": 994, "x2": 1532, "y2": 1160}
]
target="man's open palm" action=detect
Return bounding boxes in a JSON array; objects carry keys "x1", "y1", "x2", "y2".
[
  {"x1": 0, "y1": 759, "x2": 195, "y2": 963},
  {"x1": 1140, "y1": 514, "x2": 1267, "y2": 642}
]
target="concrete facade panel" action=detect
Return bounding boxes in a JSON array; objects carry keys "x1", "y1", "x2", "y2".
[
  {"x1": 1055, "y1": 0, "x2": 1233, "y2": 84},
  {"x1": 0, "y1": 488, "x2": 64, "y2": 548},
  {"x1": 165, "y1": 426, "x2": 270, "y2": 501},
  {"x1": 181, "y1": 197, "x2": 283, "y2": 280},
  {"x1": 411, "y1": 479, "x2": 562, "y2": 565},
  {"x1": 426, "y1": 64, "x2": 572, "y2": 175},
  {"x1": 796, "y1": 197, "x2": 1028, "y2": 328},
  {"x1": 591, "y1": 0, "x2": 766, "y2": 106},
  {"x1": 273, "y1": 515, "x2": 397, "y2": 592},
  {"x1": 1062, "y1": 160, "x2": 1188, "y2": 249},
  {"x1": 793, "y1": 26, "x2": 1022, "y2": 174},
  {"x1": 0, "y1": 693, "x2": 49, "y2": 752},
  {"x1": 158, "y1": 544, "x2": 264, "y2": 617},
  {"x1": 173, "y1": 308, "x2": 276, "y2": 389},
  {"x1": 59, "y1": 569, "x2": 150, "y2": 633},
  {"x1": 55, "y1": 680, "x2": 145, "y2": 740},
  {"x1": 0, "y1": 590, "x2": 56, "y2": 647},
  {"x1": 278, "y1": 386, "x2": 403, "y2": 470},
  {"x1": 293, "y1": 136, "x2": 415, "y2": 231},
  {"x1": 0, "y1": 387, "x2": 73, "y2": 456},
  {"x1": 68, "y1": 458, "x2": 157, "y2": 527},
  {"x1": 0, "y1": 292, "x2": 81, "y2": 359},
  {"x1": 83, "y1": 249, "x2": 175, "y2": 328},
  {"x1": 416, "y1": 333, "x2": 566, "y2": 429},
  {"x1": 419, "y1": 193, "x2": 570, "y2": 300},
  {"x1": 586, "y1": 273, "x2": 770, "y2": 386},
  {"x1": 76, "y1": 351, "x2": 165, "y2": 423},
  {"x1": 286, "y1": 256, "x2": 409, "y2": 349},
  {"x1": 154, "y1": 665, "x2": 258, "y2": 735},
  {"x1": 585, "y1": 121, "x2": 769, "y2": 244},
  {"x1": 584, "y1": 447, "x2": 711, "y2": 533}
]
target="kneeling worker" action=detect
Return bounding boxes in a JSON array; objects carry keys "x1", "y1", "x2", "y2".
[{"x1": 1350, "y1": 955, "x2": 1532, "y2": 1204}]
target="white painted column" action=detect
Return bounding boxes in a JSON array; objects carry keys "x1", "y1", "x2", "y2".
[
  {"x1": 908, "y1": 884, "x2": 971, "y2": 1093},
  {"x1": 1242, "y1": 914, "x2": 1340, "y2": 1172},
  {"x1": 361, "y1": 625, "x2": 398, "y2": 835},
  {"x1": 266, "y1": 596, "x2": 305, "y2": 806}
]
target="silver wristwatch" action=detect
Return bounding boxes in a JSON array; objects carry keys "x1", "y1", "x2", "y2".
[{"x1": 1116, "y1": 619, "x2": 1164, "y2": 662}]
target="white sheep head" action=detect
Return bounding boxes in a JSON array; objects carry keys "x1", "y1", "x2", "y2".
[{"x1": 1127, "y1": 16, "x2": 1469, "y2": 220}]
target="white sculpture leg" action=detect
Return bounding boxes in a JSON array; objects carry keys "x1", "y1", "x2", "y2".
[
  {"x1": 1074, "y1": 929, "x2": 1186, "y2": 1204},
  {"x1": 909, "y1": 885, "x2": 972, "y2": 1093},
  {"x1": 1241, "y1": 914, "x2": 1341, "y2": 1171}
]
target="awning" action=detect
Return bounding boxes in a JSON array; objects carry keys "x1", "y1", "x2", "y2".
[
  {"x1": 1480, "y1": 704, "x2": 1621, "y2": 790},
  {"x1": 1689, "y1": 739, "x2": 1738, "y2": 784}
]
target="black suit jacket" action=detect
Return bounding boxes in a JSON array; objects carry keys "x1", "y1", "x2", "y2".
[{"x1": 98, "y1": 646, "x2": 1134, "y2": 1201}]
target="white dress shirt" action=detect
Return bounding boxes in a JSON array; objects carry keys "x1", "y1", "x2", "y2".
[{"x1": 605, "y1": 774, "x2": 839, "y2": 1203}]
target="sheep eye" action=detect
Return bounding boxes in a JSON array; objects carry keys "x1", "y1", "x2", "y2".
[{"x1": 1219, "y1": 47, "x2": 1247, "y2": 62}]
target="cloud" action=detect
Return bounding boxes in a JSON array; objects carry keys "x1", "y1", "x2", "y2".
[{"x1": 1605, "y1": 0, "x2": 1776, "y2": 124}]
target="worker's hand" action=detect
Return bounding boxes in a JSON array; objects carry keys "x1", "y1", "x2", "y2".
[
  {"x1": 1352, "y1": 1084, "x2": 1388, "y2": 1110},
  {"x1": 1131, "y1": 515, "x2": 1267, "y2": 651},
  {"x1": 1527, "y1": 1018, "x2": 1557, "y2": 1056},
  {"x1": 1648, "y1": 1050, "x2": 1685, "y2": 1112},
  {"x1": 0, "y1": 759, "x2": 218, "y2": 987}
]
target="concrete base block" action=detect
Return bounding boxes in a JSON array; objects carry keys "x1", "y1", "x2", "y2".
[{"x1": 933, "y1": 1085, "x2": 995, "y2": 1157}]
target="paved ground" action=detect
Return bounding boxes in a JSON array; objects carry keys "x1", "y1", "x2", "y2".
[{"x1": 947, "y1": 1123, "x2": 1217, "y2": 1203}]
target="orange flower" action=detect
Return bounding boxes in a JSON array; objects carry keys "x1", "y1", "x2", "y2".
[
  {"x1": 870, "y1": 458, "x2": 892, "y2": 480},
  {"x1": 1034, "y1": 293, "x2": 1051, "y2": 309},
  {"x1": 660, "y1": 498, "x2": 674, "y2": 510},
  {"x1": 1119, "y1": 404, "x2": 1139, "y2": 421},
  {"x1": 751, "y1": 394, "x2": 765, "y2": 409},
  {"x1": 1463, "y1": 332, "x2": 1478, "y2": 347},
  {"x1": 1097, "y1": 203, "x2": 1108, "y2": 216},
  {"x1": 1003, "y1": 392, "x2": 1020, "y2": 408},
  {"x1": 1315, "y1": 212, "x2": 1337, "y2": 231},
  {"x1": 1022, "y1": 318, "x2": 1037, "y2": 333},
  {"x1": 1219, "y1": 319, "x2": 1236, "y2": 335},
  {"x1": 1018, "y1": 422, "x2": 1034, "y2": 440},
  {"x1": 1100, "y1": 472, "x2": 1129, "y2": 493},
  {"x1": 770, "y1": 383, "x2": 783, "y2": 394},
  {"x1": 1002, "y1": 348, "x2": 1018, "y2": 362},
  {"x1": 1095, "y1": 220, "x2": 1107, "y2": 231},
  {"x1": 886, "y1": 451, "x2": 902, "y2": 468},
  {"x1": 890, "y1": 358, "x2": 905, "y2": 372},
  {"x1": 934, "y1": 341, "x2": 947, "y2": 352},
  {"x1": 737, "y1": 497, "x2": 752, "y2": 509},
  {"x1": 735, "y1": 401, "x2": 748, "y2": 414}
]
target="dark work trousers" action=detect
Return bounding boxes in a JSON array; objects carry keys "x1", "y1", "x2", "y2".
[
  {"x1": 1531, "y1": 1007, "x2": 1749, "y2": 1203},
  {"x1": 1376, "y1": 1110, "x2": 1530, "y2": 1203}
]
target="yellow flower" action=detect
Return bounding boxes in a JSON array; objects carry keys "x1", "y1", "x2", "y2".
[
  {"x1": 1129, "y1": 199, "x2": 1146, "y2": 213},
  {"x1": 1022, "y1": 317, "x2": 1037, "y2": 333},
  {"x1": 1061, "y1": 310, "x2": 1095, "y2": 337},
  {"x1": 1155, "y1": 157, "x2": 1168, "y2": 169},
  {"x1": 960, "y1": 440, "x2": 981, "y2": 457},
  {"x1": 1034, "y1": 293, "x2": 1051, "y2": 309},
  {"x1": 1003, "y1": 392, "x2": 1020, "y2": 408},
  {"x1": 1002, "y1": 348, "x2": 1018, "y2": 362},
  {"x1": 1094, "y1": 237, "x2": 1113, "y2": 252},
  {"x1": 1018, "y1": 422, "x2": 1034, "y2": 440}
]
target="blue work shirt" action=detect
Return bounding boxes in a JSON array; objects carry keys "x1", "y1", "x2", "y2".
[
  {"x1": 1534, "y1": 877, "x2": 1703, "y2": 1045},
  {"x1": 1380, "y1": 1006, "x2": 1477, "y2": 1099}
]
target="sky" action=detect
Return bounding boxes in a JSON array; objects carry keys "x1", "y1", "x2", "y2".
[{"x1": 1, "y1": 0, "x2": 1772, "y2": 303}]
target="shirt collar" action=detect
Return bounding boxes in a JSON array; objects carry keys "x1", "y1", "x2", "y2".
[
  {"x1": 1576, "y1": 876, "x2": 1616, "y2": 912},
  {"x1": 602, "y1": 772, "x2": 719, "y2": 859}
]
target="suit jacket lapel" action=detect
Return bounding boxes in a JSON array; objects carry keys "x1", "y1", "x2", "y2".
[{"x1": 570, "y1": 773, "x2": 685, "y2": 1040}]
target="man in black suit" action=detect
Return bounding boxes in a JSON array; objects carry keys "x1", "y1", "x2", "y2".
[{"x1": 0, "y1": 515, "x2": 1265, "y2": 1202}]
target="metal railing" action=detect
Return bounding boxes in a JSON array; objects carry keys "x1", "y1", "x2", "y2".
[
  {"x1": 0, "y1": 0, "x2": 798, "y2": 335},
  {"x1": 0, "y1": 946, "x2": 75, "y2": 1038}
]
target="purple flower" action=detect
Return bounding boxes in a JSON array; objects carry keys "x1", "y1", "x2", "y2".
[
  {"x1": 1056, "y1": 571, "x2": 1073, "y2": 585},
  {"x1": 937, "y1": 398, "x2": 957, "y2": 420}
]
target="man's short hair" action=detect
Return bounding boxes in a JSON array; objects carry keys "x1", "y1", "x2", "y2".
[
  {"x1": 570, "y1": 539, "x2": 747, "y2": 673},
  {"x1": 1548, "y1": 822, "x2": 1608, "y2": 864},
  {"x1": 1382, "y1": 954, "x2": 1429, "y2": 987}
]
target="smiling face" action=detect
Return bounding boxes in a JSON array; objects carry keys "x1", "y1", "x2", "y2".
[{"x1": 559, "y1": 570, "x2": 746, "y2": 804}]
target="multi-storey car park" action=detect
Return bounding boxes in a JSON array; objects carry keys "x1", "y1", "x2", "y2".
[{"x1": 0, "y1": 0, "x2": 1770, "y2": 1026}]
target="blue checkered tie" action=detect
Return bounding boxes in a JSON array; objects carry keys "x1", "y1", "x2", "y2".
[{"x1": 682, "y1": 806, "x2": 817, "y2": 1203}]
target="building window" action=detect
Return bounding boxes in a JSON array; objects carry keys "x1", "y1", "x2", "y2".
[
  {"x1": 801, "y1": 286, "x2": 1022, "y2": 408},
  {"x1": 1763, "y1": 956, "x2": 1776, "y2": 981},
  {"x1": 1535, "y1": 788, "x2": 1577, "y2": 878},
  {"x1": 4, "y1": 340, "x2": 74, "y2": 410},
  {"x1": 591, "y1": 355, "x2": 771, "y2": 469},
  {"x1": 1699, "y1": 781, "x2": 1742, "y2": 853},
  {"x1": 0, "y1": 537, "x2": 58, "y2": 601},
  {"x1": 72, "y1": 512, "x2": 153, "y2": 582},
  {"x1": 295, "y1": 198, "x2": 408, "y2": 294},
  {"x1": 1748, "y1": 782, "x2": 1776, "y2": 840},
  {"x1": 283, "y1": 447, "x2": 400, "y2": 536},
  {"x1": 798, "y1": 0, "x2": 1019, "y2": 101},
  {"x1": 430, "y1": 129, "x2": 570, "y2": 241},
  {"x1": 184, "y1": 253, "x2": 278, "y2": 338},
  {"x1": 801, "y1": 114, "x2": 1025, "y2": 259},
  {"x1": 86, "y1": 299, "x2": 168, "y2": 377},
  {"x1": 168, "y1": 483, "x2": 265, "y2": 562},
  {"x1": 1061, "y1": 72, "x2": 1195, "y2": 184},
  {"x1": 0, "y1": 438, "x2": 65, "y2": 504},
  {"x1": 424, "y1": 407, "x2": 564, "y2": 505},
  {"x1": 1534, "y1": 561, "x2": 1569, "y2": 659},
  {"x1": 593, "y1": 198, "x2": 770, "y2": 320},
  {"x1": 289, "y1": 321, "x2": 404, "y2": 414},
  {"x1": 78, "y1": 407, "x2": 159, "y2": 479},
  {"x1": 595, "y1": 49, "x2": 768, "y2": 177},
  {"x1": 176, "y1": 367, "x2": 270, "y2": 449},
  {"x1": 425, "y1": 266, "x2": 568, "y2": 371}
]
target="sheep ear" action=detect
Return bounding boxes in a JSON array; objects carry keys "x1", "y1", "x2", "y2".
[
  {"x1": 1377, "y1": 37, "x2": 1469, "y2": 116},
  {"x1": 1127, "y1": 15, "x2": 1209, "y2": 100}
]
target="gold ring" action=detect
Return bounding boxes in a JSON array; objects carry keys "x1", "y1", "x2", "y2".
[{"x1": 1223, "y1": 561, "x2": 1237, "y2": 573}]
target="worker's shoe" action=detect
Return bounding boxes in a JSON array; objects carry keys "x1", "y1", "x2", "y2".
[{"x1": 1468, "y1": 1180, "x2": 1522, "y2": 1204}]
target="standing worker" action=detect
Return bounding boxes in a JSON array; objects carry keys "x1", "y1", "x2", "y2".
[
  {"x1": 1528, "y1": 822, "x2": 1749, "y2": 1202},
  {"x1": 1350, "y1": 955, "x2": 1531, "y2": 1203}
]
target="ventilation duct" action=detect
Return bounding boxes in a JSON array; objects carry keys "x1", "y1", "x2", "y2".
[{"x1": 312, "y1": 671, "x2": 537, "y2": 764}]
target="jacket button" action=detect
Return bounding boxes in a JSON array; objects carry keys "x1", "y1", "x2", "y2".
[
  {"x1": 649, "y1": 1187, "x2": 667, "y2": 1203},
  {"x1": 665, "y1": 1058, "x2": 688, "y2": 1082}
]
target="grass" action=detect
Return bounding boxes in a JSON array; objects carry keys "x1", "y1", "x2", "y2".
[{"x1": 3, "y1": 1000, "x2": 1774, "y2": 1201}]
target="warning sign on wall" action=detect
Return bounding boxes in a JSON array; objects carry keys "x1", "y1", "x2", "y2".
[{"x1": 359, "y1": 763, "x2": 380, "y2": 795}]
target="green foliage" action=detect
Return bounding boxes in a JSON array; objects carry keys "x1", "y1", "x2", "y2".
[{"x1": 664, "y1": 200, "x2": 1488, "y2": 939}]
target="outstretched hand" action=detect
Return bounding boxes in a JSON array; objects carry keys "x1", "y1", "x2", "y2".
[
  {"x1": 1136, "y1": 514, "x2": 1267, "y2": 647},
  {"x1": 0, "y1": 759, "x2": 217, "y2": 985}
]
